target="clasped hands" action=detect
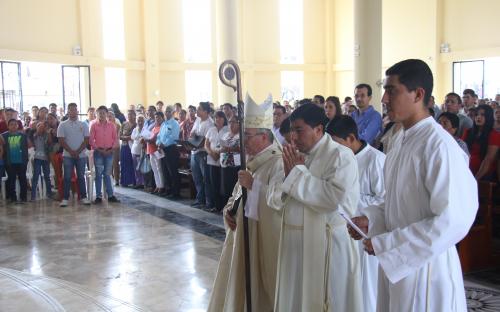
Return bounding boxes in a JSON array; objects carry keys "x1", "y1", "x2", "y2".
[
  {"x1": 347, "y1": 216, "x2": 375, "y2": 255},
  {"x1": 282, "y1": 143, "x2": 305, "y2": 177}
]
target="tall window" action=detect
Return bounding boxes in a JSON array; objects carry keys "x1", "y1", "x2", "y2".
[
  {"x1": 484, "y1": 58, "x2": 500, "y2": 98},
  {"x1": 105, "y1": 67, "x2": 126, "y2": 106},
  {"x1": 281, "y1": 71, "x2": 304, "y2": 102},
  {"x1": 280, "y1": 0, "x2": 303, "y2": 64},
  {"x1": 102, "y1": 0, "x2": 125, "y2": 60},
  {"x1": 22, "y1": 62, "x2": 62, "y2": 110},
  {"x1": 453, "y1": 60, "x2": 484, "y2": 98},
  {"x1": 185, "y1": 70, "x2": 212, "y2": 106},
  {"x1": 183, "y1": 0, "x2": 212, "y2": 63}
]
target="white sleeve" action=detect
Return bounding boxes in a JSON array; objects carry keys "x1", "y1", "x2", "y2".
[
  {"x1": 359, "y1": 152, "x2": 385, "y2": 212},
  {"x1": 371, "y1": 144, "x2": 478, "y2": 284},
  {"x1": 282, "y1": 153, "x2": 359, "y2": 214}
]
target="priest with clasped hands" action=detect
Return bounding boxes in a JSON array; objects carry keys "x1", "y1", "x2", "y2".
[{"x1": 275, "y1": 103, "x2": 363, "y2": 312}]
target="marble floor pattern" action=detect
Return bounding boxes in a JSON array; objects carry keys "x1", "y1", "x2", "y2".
[
  {"x1": 1, "y1": 186, "x2": 500, "y2": 311},
  {"x1": 0, "y1": 187, "x2": 225, "y2": 311}
]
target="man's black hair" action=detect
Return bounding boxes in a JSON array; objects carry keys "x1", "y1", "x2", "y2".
[
  {"x1": 463, "y1": 88, "x2": 476, "y2": 97},
  {"x1": 279, "y1": 117, "x2": 291, "y2": 136},
  {"x1": 446, "y1": 92, "x2": 462, "y2": 104},
  {"x1": 274, "y1": 105, "x2": 286, "y2": 114},
  {"x1": 97, "y1": 105, "x2": 108, "y2": 112},
  {"x1": 355, "y1": 83, "x2": 372, "y2": 97},
  {"x1": 325, "y1": 115, "x2": 359, "y2": 140},
  {"x1": 155, "y1": 111, "x2": 165, "y2": 119},
  {"x1": 385, "y1": 59, "x2": 433, "y2": 106},
  {"x1": 199, "y1": 101, "x2": 211, "y2": 113},
  {"x1": 289, "y1": 103, "x2": 328, "y2": 132},
  {"x1": 298, "y1": 98, "x2": 312, "y2": 106}
]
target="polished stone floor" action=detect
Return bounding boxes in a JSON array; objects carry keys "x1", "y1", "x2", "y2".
[
  {"x1": 0, "y1": 187, "x2": 224, "y2": 311},
  {"x1": 1, "y1": 186, "x2": 500, "y2": 311}
]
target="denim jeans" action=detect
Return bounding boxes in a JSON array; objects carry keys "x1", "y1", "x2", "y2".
[
  {"x1": 31, "y1": 158, "x2": 52, "y2": 199},
  {"x1": 190, "y1": 151, "x2": 211, "y2": 206},
  {"x1": 63, "y1": 156, "x2": 87, "y2": 200},
  {"x1": 94, "y1": 150, "x2": 114, "y2": 198}
]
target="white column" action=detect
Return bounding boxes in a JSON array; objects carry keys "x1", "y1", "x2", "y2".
[
  {"x1": 143, "y1": 0, "x2": 161, "y2": 106},
  {"x1": 354, "y1": 0, "x2": 382, "y2": 110},
  {"x1": 215, "y1": 0, "x2": 238, "y2": 105}
]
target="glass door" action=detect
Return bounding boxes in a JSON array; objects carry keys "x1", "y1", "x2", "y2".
[
  {"x1": 62, "y1": 65, "x2": 91, "y2": 113},
  {"x1": 0, "y1": 61, "x2": 23, "y2": 111}
]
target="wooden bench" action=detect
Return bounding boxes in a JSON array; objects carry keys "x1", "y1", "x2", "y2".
[
  {"x1": 459, "y1": 181, "x2": 495, "y2": 273},
  {"x1": 177, "y1": 144, "x2": 196, "y2": 199}
]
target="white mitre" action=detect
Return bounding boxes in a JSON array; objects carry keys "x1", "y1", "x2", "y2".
[{"x1": 244, "y1": 93, "x2": 273, "y2": 129}]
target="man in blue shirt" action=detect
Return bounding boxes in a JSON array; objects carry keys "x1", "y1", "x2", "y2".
[
  {"x1": 351, "y1": 83, "x2": 382, "y2": 145},
  {"x1": 157, "y1": 106, "x2": 181, "y2": 199}
]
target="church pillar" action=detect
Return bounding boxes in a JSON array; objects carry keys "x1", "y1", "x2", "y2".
[
  {"x1": 354, "y1": 0, "x2": 382, "y2": 111},
  {"x1": 143, "y1": 0, "x2": 161, "y2": 106},
  {"x1": 215, "y1": 0, "x2": 238, "y2": 105}
]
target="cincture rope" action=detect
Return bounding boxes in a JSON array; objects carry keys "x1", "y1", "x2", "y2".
[
  {"x1": 426, "y1": 263, "x2": 432, "y2": 312},
  {"x1": 323, "y1": 223, "x2": 333, "y2": 312}
]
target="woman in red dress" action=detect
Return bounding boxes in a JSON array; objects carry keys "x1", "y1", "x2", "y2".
[{"x1": 462, "y1": 104, "x2": 500, "y2": 181}]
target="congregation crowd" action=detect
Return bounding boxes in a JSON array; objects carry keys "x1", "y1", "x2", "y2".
[{"x1": 0, "y1": 71, "x2": 499, "y2": 210}]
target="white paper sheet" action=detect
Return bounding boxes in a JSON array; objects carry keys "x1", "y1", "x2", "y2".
[
  {"x1": 338, "y1": 211, "x2": 369, "y2": 239},
  {"x1": 233, "y1": 154, "x2": 241, "y2": 166}
]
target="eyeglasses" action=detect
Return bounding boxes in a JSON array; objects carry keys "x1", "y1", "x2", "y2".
[{"x1": 244, "y1": 132, "x2": 263, "y2": 137}]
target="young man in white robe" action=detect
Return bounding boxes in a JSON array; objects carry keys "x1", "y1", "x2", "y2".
[
  {"x1": 349, "y1": 59, "x2": 478, "y2": 312},
  {"x1": 207, "y1": 94, "x2": 284, "y2": 312},
  {"x1": 276, "y1": 104, "x2": 363, "y2": 312},
  {"x1": 326, "y1": 115, "x2": 385, "y2": 312}
]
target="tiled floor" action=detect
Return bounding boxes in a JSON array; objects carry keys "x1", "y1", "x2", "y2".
[
  {"x1": 1, "y1": 186, "x2": 500, "y2": 311},
  {"x1": 0, "y1": 187, "x2": 224, "y2": 311}
]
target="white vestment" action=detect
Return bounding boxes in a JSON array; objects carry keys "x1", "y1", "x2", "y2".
[
  {"x1": 355, "y1": 143, "x2": 385, "y2": 312},
  {"x1": 275, "y1": 134, "x2": 363, "y2": 312},
  {"x1": 207, "y1": 143, "x2": 284, "y2": 312},
  {"x1": 364, "y1": 117, "x2": 478, "y2": 312}
]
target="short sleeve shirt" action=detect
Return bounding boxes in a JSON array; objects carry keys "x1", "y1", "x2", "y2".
[
  {"x1": 190, "y1": 117, "x2": 214, "y2": 154},
  {"x1": 205, "y1": 126, "x2": 229, "y2": 166},
  {"x1": 33, "y1": 134, "x2": 49, "y2": 160},
  {"x1": 7, "y1": 133, "x2": 23, "y2": 164},
  {"x1": 57, "y1": 119, "x2": 89, "y2": 158}
]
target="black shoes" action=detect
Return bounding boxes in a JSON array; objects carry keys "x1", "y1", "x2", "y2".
[{"x1": 108, "y1": 196, "x2": 120, "y2": 203}]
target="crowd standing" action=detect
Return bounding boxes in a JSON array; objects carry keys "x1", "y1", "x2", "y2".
[{"x1": 0, "y1": 58, "x2": 499, "y2": 311}]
